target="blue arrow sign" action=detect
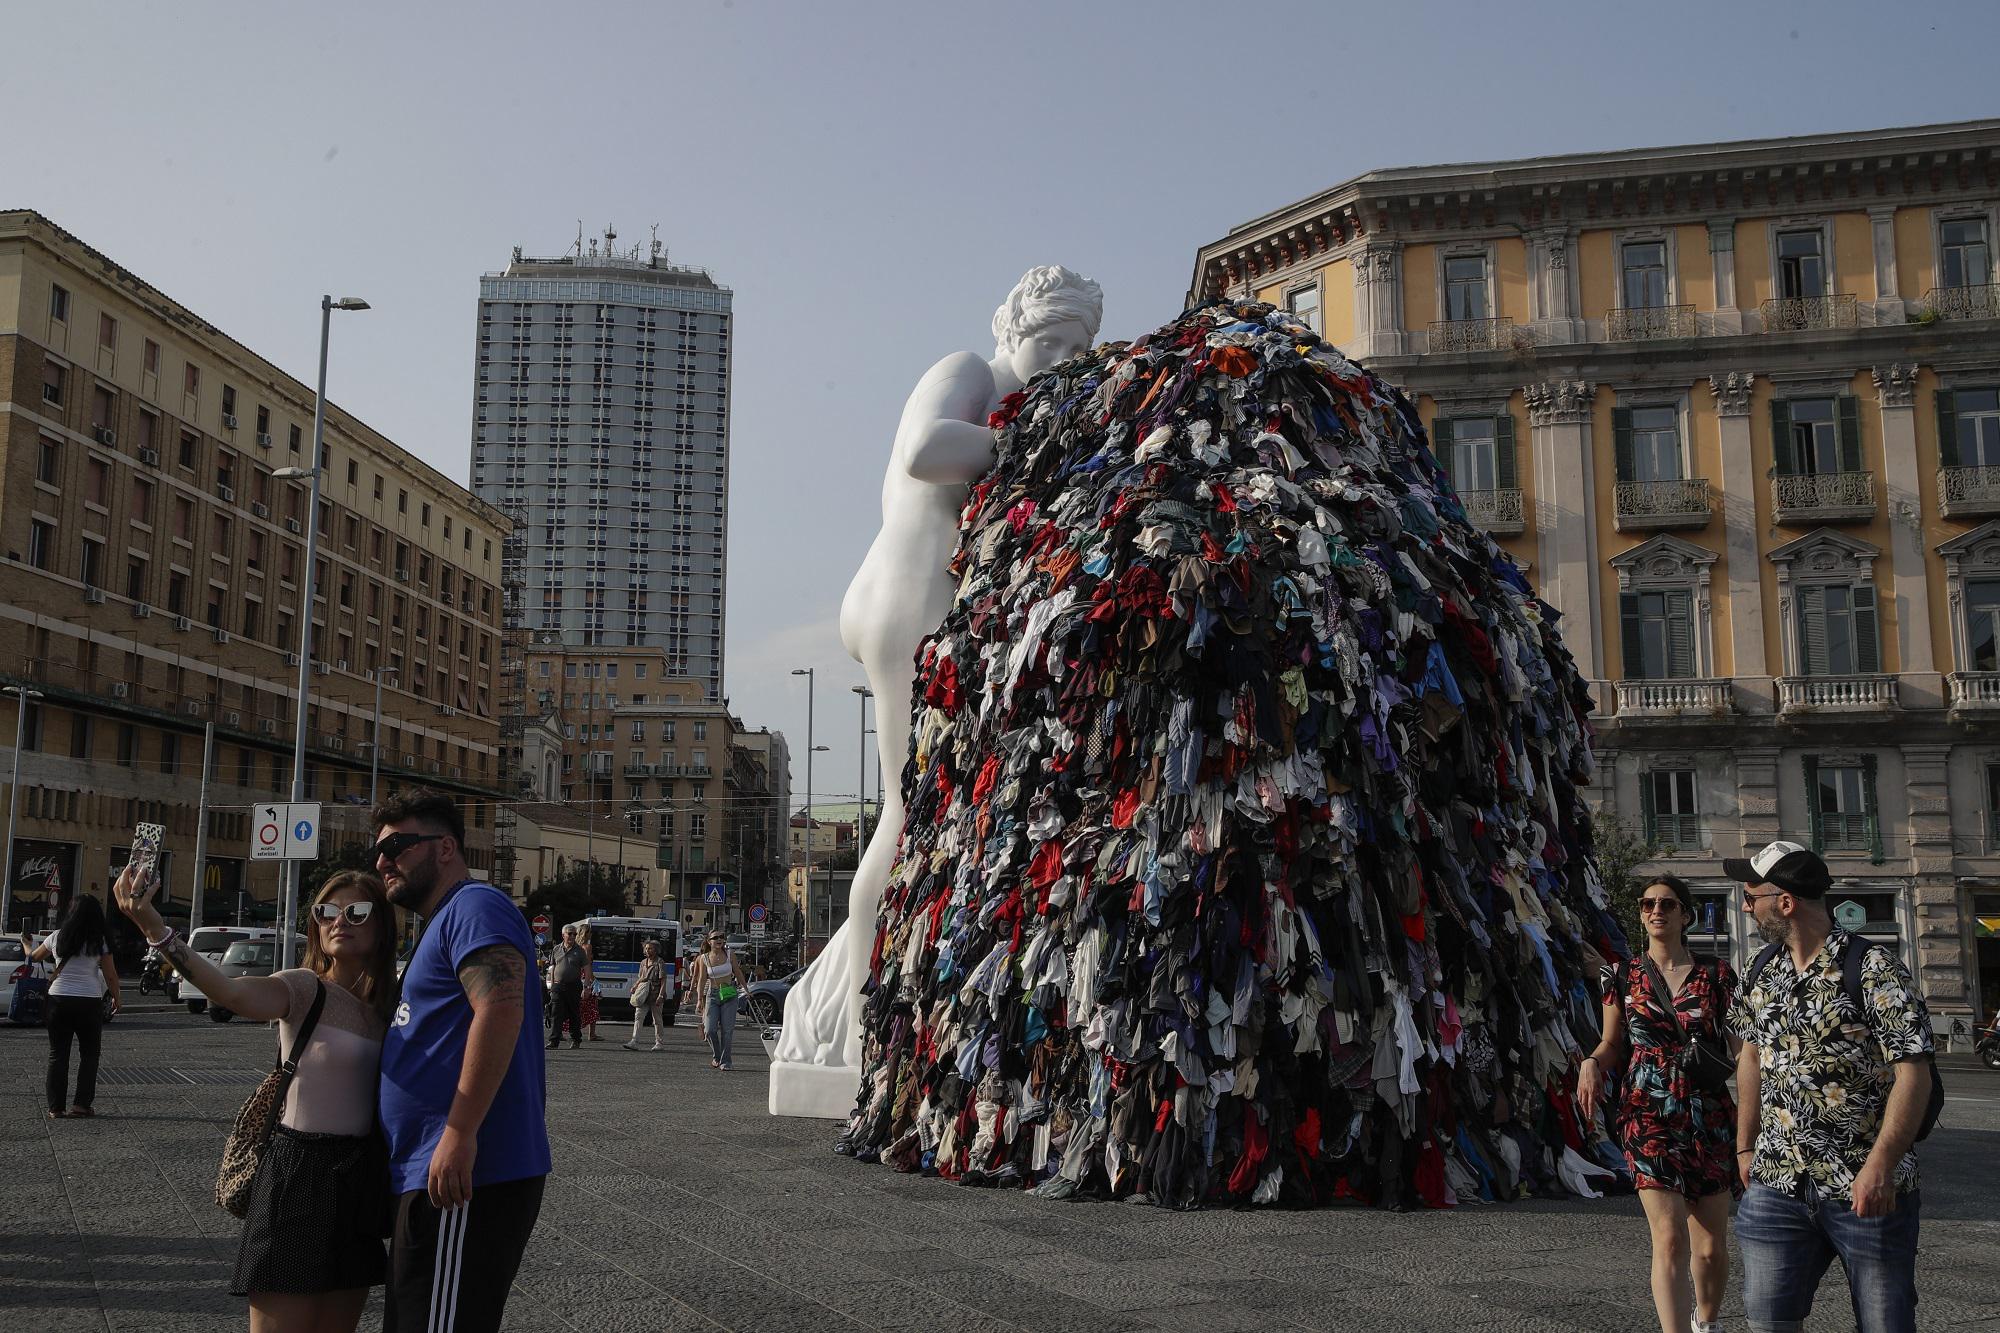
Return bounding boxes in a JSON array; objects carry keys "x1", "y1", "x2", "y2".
[
  {"x1": 703, "y1": 883, "x2": 726, "y2": 905},
  {"x1": 294, "y1": 820, "x2": 314, "y2": 842}
]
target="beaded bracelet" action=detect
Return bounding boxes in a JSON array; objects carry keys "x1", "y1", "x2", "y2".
[{"x1": 145, "y1": 926, "x2": 179, "y2": 951}]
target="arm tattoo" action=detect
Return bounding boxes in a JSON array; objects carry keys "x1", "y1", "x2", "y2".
[
  {"x1": 162, "y1": 936, "x2": 195, "y2": 975},
  {"x1": 458, "y1": 944, "x2": 527, "y2": 1009}
]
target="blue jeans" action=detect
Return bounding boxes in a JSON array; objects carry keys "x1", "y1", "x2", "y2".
[
  {"x1": 703, "y1": 995, "x2": 739, "y2": 1067},
  {"x1": 1737, "y1": 1181, "x2": 1920, "y2": 1333}
]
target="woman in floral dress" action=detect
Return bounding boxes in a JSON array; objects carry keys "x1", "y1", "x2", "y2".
[{"x1": 1578, "y1": 874, "x2": 1741, "y2": 1333}]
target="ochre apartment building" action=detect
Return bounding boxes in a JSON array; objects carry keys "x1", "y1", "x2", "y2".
[
  {"x1": 0, "y1": 211, "x2": 509, "y2": 931},
  {"x1": 1190, "y1": 119, "x2": 2000, "y2": 1033}
]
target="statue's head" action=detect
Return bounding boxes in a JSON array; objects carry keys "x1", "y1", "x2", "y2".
[{"x1": 992, "y1": 265, "x2": 1103, "y2": 383}]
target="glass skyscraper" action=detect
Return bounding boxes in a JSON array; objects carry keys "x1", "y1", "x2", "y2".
[{"x1": 471, "y1": 238, "x2": 731, "y2": 700}]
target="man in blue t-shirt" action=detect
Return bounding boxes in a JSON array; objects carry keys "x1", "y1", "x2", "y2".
[{"x1": 372, "y1": 789, "x2": 548, "y2": 1333}]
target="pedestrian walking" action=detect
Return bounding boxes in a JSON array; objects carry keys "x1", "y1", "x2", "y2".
[
  {"x1": 372, "y1": 789, "x2": 549, "y2": 1333},
  {"x1": 689, "y1": 930, "x2": 743, "y2": 1070},
  {"x1": 117, "y1": 865, "x2": 398, "y2": 1331},
  {"x1": 624, "y1": 939, "x2": 668, "y2": 1050},
  {"x1": 1726, "y1": 841, "x2": 1934, "y2": 1333},
  {"x1": 545, "y1": 924, "x2": 586, "y2": 1049},
  {"x1": 579, "y1": 939, "x2": 603, "y2": 1041},
  {"x1": 24, "y1": 894, "x2": 120, "y2": 1119},
  {"x1": 1577, "y1": 874, "x2": 1739, "y2": 1333}
]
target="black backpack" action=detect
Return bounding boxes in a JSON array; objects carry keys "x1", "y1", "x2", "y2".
[{"x1": 1746, "y1": 938, "x2": 1944, "y2": 1141}]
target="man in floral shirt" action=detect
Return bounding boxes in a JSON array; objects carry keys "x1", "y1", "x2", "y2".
[{"x1": 1725, "y1": 841, "x2": 1933, "y2": 1333}]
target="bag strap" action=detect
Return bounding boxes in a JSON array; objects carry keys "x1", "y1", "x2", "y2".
[
  {"x1": 1636, "y1": 955, "x2": 1693, "y2": 1041},
  {"x1": 1747, "y1": 941, "x2": 1784, "y2": 992},
  {"x1": 273, "y1": 977, "x2": 327, "y2": 1078}
]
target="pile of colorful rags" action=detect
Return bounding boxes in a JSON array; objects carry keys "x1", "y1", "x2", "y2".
[{"x1": 837, "y1": 300, "x2": 1631, "y2": 1210}]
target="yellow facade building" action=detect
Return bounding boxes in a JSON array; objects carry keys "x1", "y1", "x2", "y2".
[
  {"x1": 1, "y1": 211, "x2": 509, "y2": 931},
  {"x1": 1190, "y1": 119, "x2": 2000, "y2": 1033}
]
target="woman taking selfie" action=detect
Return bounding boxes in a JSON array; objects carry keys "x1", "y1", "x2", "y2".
[
  {"x1": 117, "y1": 865, "x2": 397, "y2": 1333},
  {"x1": 1577, "y1": 874, "x2": 1740, "y2": 1333}
]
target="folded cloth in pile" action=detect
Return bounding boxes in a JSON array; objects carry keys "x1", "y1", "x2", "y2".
[{"x1": 837, "y1": 300, "x2": 1631, "y2": 1210}]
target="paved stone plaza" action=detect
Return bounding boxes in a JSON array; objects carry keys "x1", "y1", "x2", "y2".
[{"x1": 4, "y1": 1007, "x2": 1997, "y2": 1332}]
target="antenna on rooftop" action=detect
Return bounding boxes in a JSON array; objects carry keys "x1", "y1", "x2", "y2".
[
  {"x1": 604, "y1": 223, "x2": 617, "y2": 258},
  {"x1": 574, "y1": 221, "x2": 584, "y2": 258},
  {"x1": 650, "y1": 224, "x2": 662, "y2": 264}
]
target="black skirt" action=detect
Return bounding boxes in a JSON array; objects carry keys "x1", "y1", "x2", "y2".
[{"x1": 230, "y1": 1124, "x2": 389, "y2": 1296}]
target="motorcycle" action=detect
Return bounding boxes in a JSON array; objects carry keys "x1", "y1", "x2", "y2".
[
  {"x1": 136, "y1": 948, "x2": 178, "y2": 1000},
  {"x1": 1978, "y1": 1014, "x2": 2000, "y2": 1072}
]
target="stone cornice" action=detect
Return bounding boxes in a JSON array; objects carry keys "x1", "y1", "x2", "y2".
[
  {"x1": 1188, "y1": 119, "x2": 2000, "y2": 304},
  {"x1": 1523, "y1": 379, "x2": 1595, "y2": 426}
]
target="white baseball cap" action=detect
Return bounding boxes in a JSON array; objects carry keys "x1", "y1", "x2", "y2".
[{"x1": 1721, "y1": 840, "x2": 1830, "y2": 897}]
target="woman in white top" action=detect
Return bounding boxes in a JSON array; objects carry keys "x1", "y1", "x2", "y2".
[
  {"x1": 23, "y1": 893, "x2": 121, "y2": 1118},
  {"x1": 689, "y1": 930, "x2": 744, "y2": 1070},
  {"x1": 117, "y1": 865, "x2": 397, "y2": 1333}
]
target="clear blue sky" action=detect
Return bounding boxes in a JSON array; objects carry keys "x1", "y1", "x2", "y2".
[{"x1": 5, "y1": 0, "x2": 1995, "y2": 811}]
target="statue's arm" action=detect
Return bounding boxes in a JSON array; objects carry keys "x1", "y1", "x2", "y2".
[{"x1": 902, "y1": 353, "x2": 999, "y2": 486}]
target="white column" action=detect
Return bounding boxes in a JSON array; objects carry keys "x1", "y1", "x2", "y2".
[
  {"x1": 1874, "y1": 363, "x2": 1938, "y2": 698},
  {"x1": 1525, "y1": 380, "x2": 1601, "y2": 682},
  {"x1": 1707, "y1": 220, "x2": 1741, "y2": 336},
  {"x1": 1707, "y1": 373, "x2": 1769, "y2": 702},
  {"x1": 1870, "y1": 205, "x2": 1905, "y2": 323}
]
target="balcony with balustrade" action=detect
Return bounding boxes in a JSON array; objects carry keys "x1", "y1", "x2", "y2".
[
  {"x1": 1759, "y1": 293, "x2": 1859, "y2": 333},
  {"x1": 1613, "y1": 679, "x2": 1735, "y2": 718},
  {"x1": 1776, "y1": 674, "x2": 1899, "y2": 714},
  {"x1": 1772, "y1": 471, "x2": 1875, "y2": 524},
  {"x1": 1938, "y1": 465, "x2": 2000, "y2": 518},
  {"x1": 1613, "y1": 479, "x2": 1713, "y2": 532},
  {"x1": 1428, "y1": 317, "x2": 1519, "y2": 354},
  {"x1": 1457, "y1": 488, "x2": 1525, "y2": 535},
  {"x1": 1606, "y1": 305, "x2": 1698, "y2": 342},
  {"x1": 1948, "y1": 670, "x2": 2000, "y2": 714},
  {"x1": 1921, "y1": 284, "x2": 2000, "y2": 322}
]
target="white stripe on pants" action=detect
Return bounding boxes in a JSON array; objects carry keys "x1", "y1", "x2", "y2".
[{"x1": 429, "y1": 1203, "x2": 468, "y2": 1333}]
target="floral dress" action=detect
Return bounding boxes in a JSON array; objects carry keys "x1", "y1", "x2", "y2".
[
  {"x1": 580, "y1": 968, "x2": 600, "y2": 1029},
  {"x1": 1602, "y1": 958, "x2": 1741, "y2": 1201}
]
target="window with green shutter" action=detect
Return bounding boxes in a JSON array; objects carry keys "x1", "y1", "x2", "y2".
[
  {"x1": 1808, "y1": 758, "x2": 1876, "y2": 853},
  {"x1": 1613, "y1": 406, "x2": 1635, "y2": 483},
  {"x1": 1444, "y1": 418, "x2": 1498, "y2": 491},
  {"x1": 1494, "y1": 413, "x2": 1517, "y2": 491},
  {"x1": 1795, "y1": 582, "x2": 1879, "y2": 675},
  {"x1": 1641, "y1": 769, "x2": 1698, "y2": 848},
  {"x1": 1783, "y1": 398, "x2": 1841, "y2": 475},
  {"x1": 1950, "y1": 388, "x2": 2000, "y2": 469},
  {"x1": 1621, "y1": 589, "x2": 1697, "y2": 679},
  {"x1": 1837, "y1": 395, "x2": 1862, "y2": 473}
]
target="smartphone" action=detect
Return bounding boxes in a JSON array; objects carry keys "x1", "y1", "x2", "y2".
[{"x1": 129, "y1": 822, "x2": 167, "y2": 883}]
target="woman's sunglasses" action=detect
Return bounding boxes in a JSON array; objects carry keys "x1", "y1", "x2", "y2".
[
  {"x1": 370, "y1": 831, "x2": 444, "y2": 863},
  {"x1": 313, "y1": 901, "x2": 376, "y2": 926},
  {"x1": 1637, "y1": 897, "x2": 1682, "y2": 914}
]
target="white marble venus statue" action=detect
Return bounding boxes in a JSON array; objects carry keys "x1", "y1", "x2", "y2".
[{"x1": 769, "y1": 265, "x2": 1104, "y2": 1118}]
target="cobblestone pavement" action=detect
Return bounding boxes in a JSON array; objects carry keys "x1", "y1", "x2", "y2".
[{"x1": 5, "y1": 1006, "x2": 1998, "y2": 1332}]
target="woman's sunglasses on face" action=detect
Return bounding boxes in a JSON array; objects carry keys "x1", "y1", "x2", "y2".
[
  {"x1": 371, "y1": 831, "x2": 444, "y2": 863},
  {"x1": 313, "y1": 901, "x2": 376, "y2": 926},
  {"x1": 1638, "y1": 896, "x2": 1681, "y2": 915}
]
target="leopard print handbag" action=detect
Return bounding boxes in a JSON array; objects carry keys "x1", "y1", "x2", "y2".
[{"x1": 215, "y1": 978, "x2": 325, "y2": 1217}]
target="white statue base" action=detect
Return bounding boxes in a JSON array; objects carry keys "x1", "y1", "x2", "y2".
[{"x1": 766, "y1": 1057, "x2": 863, "y2": 1118}]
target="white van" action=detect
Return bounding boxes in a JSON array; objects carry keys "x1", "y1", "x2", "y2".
[{"x1": 180, "y1": 928, "x2": 304, "y2": 1014}]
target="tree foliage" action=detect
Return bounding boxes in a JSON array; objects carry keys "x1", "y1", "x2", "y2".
[
  {"x1": 1592, "y1": 814, "x2": 1659, "y2": 957},
  {"x1": 520, "y1": 863, "x2": 631, "y2": 932}
]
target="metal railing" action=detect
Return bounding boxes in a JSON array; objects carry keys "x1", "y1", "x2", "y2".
[
  {"x1": 1614, "y1": 679, "x2": 1734, "y2": 715},
  {"x1": 1938, "y1": 466, "x2": 2000, "y2": 517},
  {"x1": 1772, "y1": 471, "x2": 1875, "y2": 519},
  {"x1": 1759, "y1": 293, "x2": 1858, "y2": 333},
  {"x1": 1819, "y1": 813, "x2": 1878, "y2": 853},
  {"x1": 1947, "y1": 671, "x2": 2000, "y2": 707},
  {"x1": 1921, "y1": 284, "x2": 2000, "y2": 321},
  {"x1": 1457, "y1": 488, "x2": 1525, "y2": 533},
  {"x1": 1614, "y1": 478, "x2": 1712, "y2": 528},
  {"x1": 1777, "y1": 674, "x2": 1899, "y2": 711},
  {"x1": 1428, "y1": 317, "x2": 1518, "y2": 353},
  {"x1": 1606, "y1": 305, "x2": 1698, "y2": 341}
]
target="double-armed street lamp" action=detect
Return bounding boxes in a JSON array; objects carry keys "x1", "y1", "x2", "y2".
[{"x1": 2, "y1": 683, "x2": 46, "y2": 932}]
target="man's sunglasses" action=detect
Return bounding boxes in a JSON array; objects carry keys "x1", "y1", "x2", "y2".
[
  {"x1": 1741, "y1": 888, "x2": 1788, "y2": 907},
  {"x1": 371, "y1": 831, "x2": 444, "y2": 863},
  {"x1": 313, "y1": 901, "x2": 376, "y2": 926}
]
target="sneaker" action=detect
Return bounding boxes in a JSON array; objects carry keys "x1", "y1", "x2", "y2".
[
  {"x1": 546, "y1": 1042, "x2": 560, "y2": 1049},
  {"x1": 623, "y1": 1041, "x2": 640, "y2": 1051},
  {"x1": 571, "y1": 1042, "x2": 582, "y2": 1050},
  {"x1": 650, "y1": 1044, "x2": 664, "y2": 1051}
]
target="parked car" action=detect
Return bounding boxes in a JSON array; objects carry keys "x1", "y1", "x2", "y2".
[
  {"x1": 198, "y1": 936, "x2": 302, "y2": 1023},
  {"x1": 742, "y1": 967, "x2": 805, "y2": 1026},
  {"x1": 181, "y1": 927, "x2": 287, "y2": 1015}
]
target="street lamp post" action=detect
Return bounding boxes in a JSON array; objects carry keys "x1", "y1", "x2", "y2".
[
  {"x1": 275, "y1": 294, "x2": 368, "y2": 970},
  {"x1": 790, "y1": 668, "x2": 816, "y2": 946},
  {"x1": 852, "y1": 685, "x2": 872, "y2": 851},
  {"x1": 368, "y1": 665, "x2": 399, "y2": 807},
  {"x1": 2, "y1": 684, "x2": 46, "y2": 932}
]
